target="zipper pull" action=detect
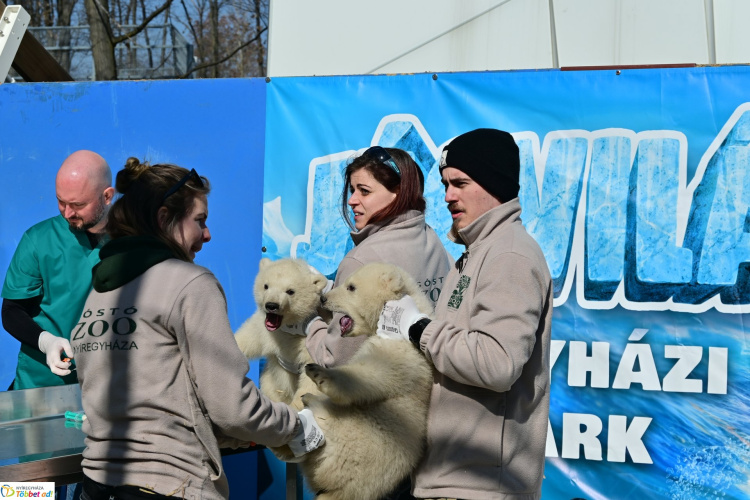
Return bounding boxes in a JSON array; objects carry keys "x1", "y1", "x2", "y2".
[{"x1": 457, "y1": 250, "x2": 469, "y2": 273}]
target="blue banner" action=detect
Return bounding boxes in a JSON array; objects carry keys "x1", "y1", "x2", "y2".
[{"x1": 264, "y1": 67, "x2": 750, "y2": 499}]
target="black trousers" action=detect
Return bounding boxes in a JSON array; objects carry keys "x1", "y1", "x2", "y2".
[
  {"x1": 81, "y1": 476, "x2": 174, "y2": 500},
  {"x1": 381, "y1": 477, "x2": 415, "y2": 500}
]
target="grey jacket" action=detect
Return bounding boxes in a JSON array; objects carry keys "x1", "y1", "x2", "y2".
[
  {"x1": 413, "y1": 200, "x2": 553, "y2": 500},
  {"x1": 307, "y1": 210, "x2": 453, "y2": 367},
  {"x1": 72, "y1": 259, "x2": 298, "y2": 499}
]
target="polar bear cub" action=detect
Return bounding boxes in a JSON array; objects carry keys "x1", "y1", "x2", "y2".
[
  {"x1": 297, "y1": 262, "x2": 434, "y2": 500},
  {"x1": 235, "y1": 258, "x2": 327, "y2": 407}
]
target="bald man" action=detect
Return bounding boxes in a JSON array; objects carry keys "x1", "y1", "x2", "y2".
[{"x1": 2, "y1": 151, "x2": 115, "y2": 390}]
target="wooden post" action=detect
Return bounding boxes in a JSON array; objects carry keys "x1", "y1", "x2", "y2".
[{"x1": 0, "y1": 0, "x2": 73, "y2": 82}]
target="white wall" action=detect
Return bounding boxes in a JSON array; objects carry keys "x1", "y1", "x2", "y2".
[{"x1": 267, "y1": 0, "x2": 750, "y2": 77}]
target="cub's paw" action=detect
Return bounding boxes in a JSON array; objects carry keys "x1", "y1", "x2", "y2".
[
  {"x1": 290, "y1": 392, "x2": 305, "y2": 411},
  {"x1": 300, "y1": 392, "x2": 323, "y2": 408},
  {"x1": 269, "y1": 444, "x2": 304, "y2": 463},
  {"x1": 305, "y1": 363, "x2": 329, "y2": 389},
  {"x1": 300, "y1": 392, "x2": 312, "y2": 407}
]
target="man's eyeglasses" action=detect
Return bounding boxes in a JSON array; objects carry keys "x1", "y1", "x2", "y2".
[
  {"x1": 162, "y1": 168, "x2": 204, "y2": 202},
  {"x1": 362, "y1": 146, "x2": 400, "y2": 176}
]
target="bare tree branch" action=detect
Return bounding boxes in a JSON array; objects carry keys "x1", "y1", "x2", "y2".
[
  {"x1": 179, "y1": 0, "x2": 199, "y2": 49},
  {"x1": 112, "y1": 0, "x2": 172, "y2": 44},
  {"x1": 177, "y1": 25, "x2": 265, "y2": 78},
  {"x1": 254, "y1": 0, "x2": 263, "y2": 75}
]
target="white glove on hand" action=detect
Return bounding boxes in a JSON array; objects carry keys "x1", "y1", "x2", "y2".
[
  {"x1": 288, "y1": 408, "x2": 325, "y2": 457},
  {"x1": 279, "y1": 313, "x2": 322, "y2": 337},
  {"x1": 376, "y1": 295, "x2": 428, "y2": 341},
  {"x1": 38, "y1": 331, "x2": 73, "y2": 376}
]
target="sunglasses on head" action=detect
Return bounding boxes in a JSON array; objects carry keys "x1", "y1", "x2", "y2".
[
  {"x1": 362, "y1": 146, "x2": 401, "y2": 176},
  {"x1": 162, "y1": 168, "x2": 204, "y2": 202}
]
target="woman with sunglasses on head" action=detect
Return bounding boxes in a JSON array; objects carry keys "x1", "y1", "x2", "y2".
[
  {"x1": 304, "y1": 146, "x2": 453, "y2": 369},
  {"x1": 300, "y1": 147, "x2": 451, "y2": 500},
  {"x1": 69, "y1": 158, "x2": 324, "y2": 500}
]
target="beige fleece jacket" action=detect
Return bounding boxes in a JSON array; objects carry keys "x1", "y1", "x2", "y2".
[
  {"x1": 413, "y1": 199, "x2": 553, "y2": 500},
  {"x1": 72, "y1": 259, "x2": 298, "y2": 499}
]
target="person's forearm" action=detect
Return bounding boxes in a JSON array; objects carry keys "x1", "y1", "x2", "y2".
[{"x1": 2, "y1": 297, "x2": 44, "y2": 349}]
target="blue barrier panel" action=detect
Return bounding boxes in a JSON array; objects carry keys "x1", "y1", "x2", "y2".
[{"x1": 0, "y1": 78, "x2": 265, "y2": 498}]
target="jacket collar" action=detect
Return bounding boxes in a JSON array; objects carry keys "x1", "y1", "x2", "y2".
[
  {"x1": 448, "y1": 198, "x2": 522, "y2": 248},
  {"x1": 92, "y1": 236, "x2": 176, "y2": 292},
  {"x1": 350, "y1": 210, "x2": 423, "y2": 246}
]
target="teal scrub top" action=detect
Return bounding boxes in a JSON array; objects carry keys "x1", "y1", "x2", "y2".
[{"x1": 2, "y1": 215, "x2": 106, "y2": 389}]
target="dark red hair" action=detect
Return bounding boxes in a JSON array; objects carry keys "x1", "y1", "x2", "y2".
[{"x1": 340, "y1": 147, "x2": 426, "y2": 230}]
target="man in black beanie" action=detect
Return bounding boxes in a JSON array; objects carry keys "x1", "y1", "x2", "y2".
[{"x1": 377, "y1": 128, "x2": 553, "y2": 499}]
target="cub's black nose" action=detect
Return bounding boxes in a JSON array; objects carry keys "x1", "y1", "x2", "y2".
[{"x1": 266, "y1": 302, "x2": 279, "y2": 311}]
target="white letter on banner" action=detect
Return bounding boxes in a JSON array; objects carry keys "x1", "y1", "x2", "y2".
[
  {"x1": 696, "y1": 112, "x2": 750, "y2": 286},
  {"x1": 517, "y1": 133, "x2": 589, "y2": 297},
  {"x1": 585, "y1": 135, "x2": 631, "y2": 301},
  {"x1": 562, "y1": 413, "x2": 603, "y2": 460},
  {"x1": 550, "y1": 340, "x2": 566, "y2": 382},
  {"x1": 546, "y1": 419, "x2": 558, "y2": 457},
  {"x1": 633, "y1": 137, "x2": 693, "y2": 285},
  {"x1": 612, "y1": 343, "x2": 661, "y2": 390},
  {"x1": 663, "y1": 345, "x2": 702, "y2": 393},
  {"x1": 607, "y1": 415, "x2": 653, "y2": 463},
  {"x1": 708, "y1": 347, "x2": 729, "y2": 394},
  {"x1": 568, "y1": 341, "x2": 610, "y2": 388}
]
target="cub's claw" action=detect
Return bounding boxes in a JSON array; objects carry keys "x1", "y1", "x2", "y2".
[{"x1": 305, "y1": 363, "x2": 328, "y2": 387}]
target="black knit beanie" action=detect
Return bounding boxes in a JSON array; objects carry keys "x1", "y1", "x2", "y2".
[{"x1": 439, "y1": 128, "x2": 520, "y2": 203}]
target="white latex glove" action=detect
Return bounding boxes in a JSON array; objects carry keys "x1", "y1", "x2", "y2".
[
  {"x1": 279, "y1": 313, "x2": 322, "y2": 337},
  {"x1": 288, "y1": 408, "x2": 325, "y2": 457},
  {"x1": 376, "y1": 295, "x2": 428, "y2": 341},
  {"x1": 38, "y1": 331, "x2": 73, "y2": 376}
]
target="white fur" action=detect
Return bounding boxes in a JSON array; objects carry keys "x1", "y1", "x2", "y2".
[
  {"x1": 234, "y1": 258, "x2": 326, "y2": 407},
  {"x1": 292, "y1": 263, "x2": 434, "y2": 500}
]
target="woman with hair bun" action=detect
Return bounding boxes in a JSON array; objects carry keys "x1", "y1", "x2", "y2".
[{"x1": 70, "y1": 158, "x2": 324, "y2": 500}]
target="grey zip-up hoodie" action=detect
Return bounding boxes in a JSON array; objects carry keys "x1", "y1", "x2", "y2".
[
  {"x1": 306, "y1": 210, "x2": 453, "y2": 367},
  {"x1": 413, "y1": 200, "x2": 553, "y2": 500},
  {"x1": 72, "y1": 237, "x2": 299, "y2": 499}
]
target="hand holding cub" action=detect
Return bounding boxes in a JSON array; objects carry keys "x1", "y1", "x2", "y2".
[{"x1": 376, "y1": 295, "x2": 428, "y2": 342}]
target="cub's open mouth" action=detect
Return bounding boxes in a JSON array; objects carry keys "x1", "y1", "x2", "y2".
[
  {"x1": 265, "y1": 313, "x2": 282, "y2": 331},
  {"x1": 339, "y1": 315, "x2": 353, "y2": 336}
]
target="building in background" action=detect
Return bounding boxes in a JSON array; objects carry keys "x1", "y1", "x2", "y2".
[{"x1": 267, "y1": 0, "x2": 750, "y2": 77}]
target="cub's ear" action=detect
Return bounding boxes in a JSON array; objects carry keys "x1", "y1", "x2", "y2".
[
  {"x1": 311, "y1": 274, "x2": 327, "y2": 292},
  {"x1": 378, "y1": 266, "x2": 405, "y2": 294},
  {"x1": 259, "y1": 258, "x2": 272, "y2": 270}
]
